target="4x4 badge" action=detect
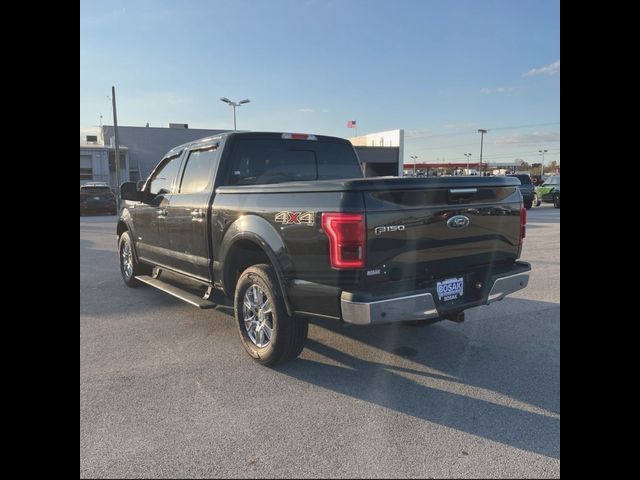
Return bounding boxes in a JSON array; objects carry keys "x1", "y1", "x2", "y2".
[{"x1": 275, "y1": 211, "x2": 315, "y2": 226}]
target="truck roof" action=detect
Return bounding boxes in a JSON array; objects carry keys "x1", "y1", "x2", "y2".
[{"x1": 165, "y1": 131, "x2": 352, "y2": 158}]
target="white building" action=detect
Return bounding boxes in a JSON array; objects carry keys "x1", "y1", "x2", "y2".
[{"x1": 80, "y1": 135, "x2": 129, "y2": 187}]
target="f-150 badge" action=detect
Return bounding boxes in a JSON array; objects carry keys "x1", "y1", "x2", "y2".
[{"x1": 275, "y1": 211, "x2": 315, "y2": 226}]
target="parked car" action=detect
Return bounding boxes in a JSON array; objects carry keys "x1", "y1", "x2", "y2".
[
  {"x1": 80, "y1": 182, "x2": 117, "y2": 215},
  {"x1": 506, "y1": 174, "x2": 535, "y2": 209},
  {"x1": 535, "y1": 175, "x2": 560, "y2": 208},
  {"x1": 117, "y1": 131, "x2": 530, "y2": 365}
]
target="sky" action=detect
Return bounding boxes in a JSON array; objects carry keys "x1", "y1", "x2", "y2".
[{"x1": 80, "y1": 0, "x2": 560, "y2": 167}]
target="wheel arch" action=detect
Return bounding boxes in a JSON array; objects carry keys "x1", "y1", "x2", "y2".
[
  {"x1": 116, "y1": 217, "x2": 141, "y2": 264},
  {"x1": 218, "y1": 216, "x2": 294, "y2": 316}
]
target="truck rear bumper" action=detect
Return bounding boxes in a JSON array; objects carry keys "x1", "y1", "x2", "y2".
[{"x1": 340, "y1": 262, "x2": 530, "y2": 325}]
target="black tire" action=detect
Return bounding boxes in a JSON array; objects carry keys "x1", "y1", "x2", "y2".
[
  {"x1": 553, "y1": 194, "x2": 560, "y2": 208},
  {"x1": 234, "y1": 264, "x2": 308, "y2": 366},
  {"x1": 524, "y1": 199, "x2": 533, "y2": 210},
  {"x1": 118, "y1": 231, "x2": 151, "y2": 287}
]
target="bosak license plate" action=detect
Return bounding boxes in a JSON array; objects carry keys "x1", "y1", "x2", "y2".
[{"x1": 437, "y1": 277, "x2": 464, "y2": 302}]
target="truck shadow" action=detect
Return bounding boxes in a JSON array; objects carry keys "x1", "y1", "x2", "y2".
[{"x1": 276, "y1": 299, "x2": 560, "y2": 459}]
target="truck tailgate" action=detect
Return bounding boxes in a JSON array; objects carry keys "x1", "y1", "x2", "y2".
[{"x1": 363, "y1": 177, "x2": 523, "y2": 282}]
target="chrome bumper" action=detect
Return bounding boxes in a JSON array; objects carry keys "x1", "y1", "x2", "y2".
[
  {"x1": 340, "y1": 271, "x2": 530, "y2": 325},
  {"x1": 486, "y1": 272, "x2": 529, "y2": 303}
]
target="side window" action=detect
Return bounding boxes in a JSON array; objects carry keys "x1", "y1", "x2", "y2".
[
  {"x1": 149, "y1": 155, "x2": 182, "y2": 196},
  {"x1": 179, "y1": 148, "x2": 217, "y2": 194}
]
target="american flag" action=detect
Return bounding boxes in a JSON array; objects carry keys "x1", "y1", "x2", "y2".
[{"x1": 347, "y1": 120, "x2": 356, "y2": 128}]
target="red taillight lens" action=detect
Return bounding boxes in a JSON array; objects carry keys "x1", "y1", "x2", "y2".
[
  {"x1": 519, "y1": 202, "x2": 527, "y2": 244},
  {"x1": 321, "y1": 213, "x2": 366, "y2": 268}
]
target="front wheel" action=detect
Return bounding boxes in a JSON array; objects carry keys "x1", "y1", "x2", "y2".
[
  {"x1": 534, "y1": 194, "x2": 541, "y2": 207},
  {"x1": 553, "y1": 194, "x2": 560, "y2": 208},
  {"x1": 234, "y1": 264, "x2": 308, "y2": 366},
  {"x1": 524, "y1": 199, "x2": 533, "y2": 210},
  {"x1": 118, "y1": 231, "x2": 151, "y2": 287}
]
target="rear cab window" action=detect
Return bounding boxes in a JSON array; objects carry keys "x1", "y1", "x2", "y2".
[
  {"x1": 226, "y1": 137, "x2": 363, "y2": 186},
  {"x1": 80, "y1": 186, "x2": 114, "y2": 197},
  {"x1": 81, "y1": 187, "x2": 112, "y2": 194}
]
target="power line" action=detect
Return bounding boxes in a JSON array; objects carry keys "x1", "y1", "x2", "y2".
[
  {"x1": 405, "y1": 122, "x2": 560, "y2": 143},
  {"x1": 407, "y1": 148, "x2": 561, "y2": 163}
]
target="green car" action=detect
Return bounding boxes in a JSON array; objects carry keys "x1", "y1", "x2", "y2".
[{"x1": 534, "y1": 175, "x2": 560, "y2": 208}]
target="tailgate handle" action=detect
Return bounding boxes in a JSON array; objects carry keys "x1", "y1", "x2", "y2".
[{"x1": 449, "y1": 188, "x2": 478, "y2": 194}]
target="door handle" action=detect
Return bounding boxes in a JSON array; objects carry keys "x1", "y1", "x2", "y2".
[
  {"x1": 191, "y1": 208, "x2": 205, "y2": 221},
  {"x1": 157, "y1": 208, "x2": 168, "y2": 217}
]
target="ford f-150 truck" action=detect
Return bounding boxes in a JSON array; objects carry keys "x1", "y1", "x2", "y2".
[{"x1": 117, "y1": 131, "x2": 530, "y2": 365}]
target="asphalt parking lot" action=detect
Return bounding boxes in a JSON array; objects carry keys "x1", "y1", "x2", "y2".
[{"x1": 80, "y1": 205, "x2": 560, "y2": 478}]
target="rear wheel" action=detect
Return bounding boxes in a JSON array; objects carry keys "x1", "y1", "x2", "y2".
[
  {"x1": 534, "y1": 194, "x2": 541, "y2": 207},
  {"x1": 118, "y1": 231, "x2": 151, "y2": 287},
  {"x1": 234, "y1": 264, "x2": 308, "y2": 366}
]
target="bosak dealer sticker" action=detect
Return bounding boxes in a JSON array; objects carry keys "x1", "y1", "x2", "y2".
[{"x1": 275, "y1": 211, "x2": 315, "y2": 226}]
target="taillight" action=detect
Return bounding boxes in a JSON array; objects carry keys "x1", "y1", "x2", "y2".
[
  {"x1": 519, "y1": 201, "x2": 526, "y2": 244},
  {"x1": 321, "y1": 213, "x2": 366, "y2": 269}
]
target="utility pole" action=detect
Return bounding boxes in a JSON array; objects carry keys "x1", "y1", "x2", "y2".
[
  {"x1": 539, "y1": 149, "x2": 548, "y2": 177},
  {"x1": 410, "y1": 155, "x2": 418, "y2": 175},
  {"x1": 111, "y1": 86, "x2": 121, "y2": 211},
  {"x1": 478, "y1": 129, "x2": 487, "y2": 176}
]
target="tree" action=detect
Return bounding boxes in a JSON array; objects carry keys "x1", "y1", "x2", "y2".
[{"x1": 530, "y1": 163, "x2": 542, "y2": 176}]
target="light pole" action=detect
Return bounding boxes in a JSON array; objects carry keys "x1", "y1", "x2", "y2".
[
  {"x1": 220, "y1": 97, "x2": 250, "y2": 130},
  {"x1": 478, "y1": 129, "x2": 487, "y2": 176},
  {"x1": 464, "y1": 153, "x2": 472, "y2": 174},
  {"x1": 410, "y1": 155, "x2": 418, "y2": 176},
  {"x1": 538, "y1": 149, "x2": 548, "y2": 177}
]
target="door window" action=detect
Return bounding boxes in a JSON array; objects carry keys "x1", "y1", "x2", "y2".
[{"x1": 149, "y1": 155, "x2": 182, "y2": 196}]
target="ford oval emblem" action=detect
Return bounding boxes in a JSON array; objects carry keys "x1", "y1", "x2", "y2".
[{"x1": 447, "y1": 215, "x2": 470, "y2": 229}]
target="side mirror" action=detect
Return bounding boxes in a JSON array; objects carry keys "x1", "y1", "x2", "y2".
[{"x1": 120, "y1": 182, "x2": 140, "y2": 201}]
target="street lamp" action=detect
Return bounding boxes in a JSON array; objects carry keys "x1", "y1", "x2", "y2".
[
  {"x1": 538, "y1": 149, "x2": 548, "y2": 178},
  {"x1": 464, "y1": 153, "x2": 472, "y2": 174},
  {"x1": 220, "y1": 97, "x2": 251, "y2": 130},
  {"x1": 410, "y1": 155, "x2": 418, "y2": 176},
  {"x1": 478, "y1": 129, "x2": 487, "y2": 175}
]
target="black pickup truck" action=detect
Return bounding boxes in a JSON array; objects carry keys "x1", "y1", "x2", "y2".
[{"x1": 117, "y1": 132, "x2": 530, "y2": 365}]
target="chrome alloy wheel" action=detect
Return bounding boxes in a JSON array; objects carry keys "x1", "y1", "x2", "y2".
[
  {"x1": 243, "y1": 284, "x2": 273, "y2": 347},
  {"x1": 121, "y1": 241, "x2": 133, "y2": 279}
]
